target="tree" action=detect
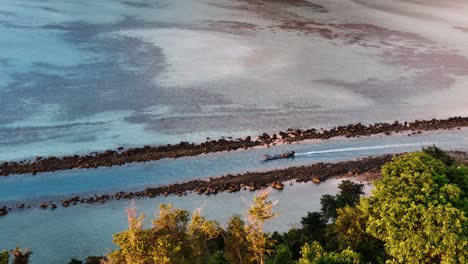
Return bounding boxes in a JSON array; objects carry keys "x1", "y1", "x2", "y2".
[
  {"x1": 444, "y1": 165, "x2": 468, "y2": 213},
  {"x1": 107, "y1": 203, "x2": 221, "y2": 264},
  {"x1": 335, "y1": 180, "x2": 364, "y2": 208},
  {"x1": 320, "y1": 195, "x2": 338, "y2": 223},
  {"x1": 422, "y1": 145, "x2": 455, "y2": 166},
  {"x1": 298, "y1": 241, "x2": 361, "y2": 264},
  {"x1": 0, "y1": 250, "x2": 9, "y2": 264},
  {"x1": 107, "y1": 214, "x2": 157, "y2": 264},
  {"x1": 320, "y1": 181, "x2": 364, "y2": 223},
  {"x1": 333, "y1": 206, "x2": 386, "y2": 263},
  {"x1": 360, "y1": 152, "x2": 467, "y2": 263},
  {"x1": 10, "y1": 246, "x2": 31, "y2": 264},
  {"x1": 270, "y1": 244, "x2": 293, "y2": 264},
  {"x1": 271, "y1": 181, "x2": 364, "y2": 260},
  {"x1": 334, "y1": 206, "x2": 367, "y2": 251},
  {"x1": 271, "y1": 228, "x2": 306, "y2": 260},
  {"x1": 298, "y1": 241, "x2": 325, "y2": 264},
  {"x1": 244, "y1": 191, "x2": 278, "y2": 264},
  {"x1": 187, "y1": 208, "x2": 222, "y2": 264},
  {"x1": 301, "y1": 212, "x2": 327, "y2": 235},
  {"x1": 224, "y1": 215, "x2": 253, "y2": 264},
  {"x1": 209, "y1": 251, "x2": 228, "y2": 264}
]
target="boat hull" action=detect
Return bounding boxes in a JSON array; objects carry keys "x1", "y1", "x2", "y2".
[{"x1": 263, "y1": 153, "x2": 295, "y2": 161}]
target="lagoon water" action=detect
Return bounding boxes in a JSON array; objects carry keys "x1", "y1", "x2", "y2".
[
  {"x1": 2, "y1": 0, "x2": 468, "y2": 263},
  {"x1": 1, "y1": 179, "x2": 372, "y2": 264},
  {"x1": 1, "y1": 130, "x2": 468, "y2": 263},
  {"x1": 1, "y1": 0, "x2": 468, "y2": 160},
  {"x1": 1, "y1": 129, "x2": 468, "y2": 202}
]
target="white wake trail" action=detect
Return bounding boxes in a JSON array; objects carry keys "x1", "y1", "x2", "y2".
[{"x1": 294, "y1": 142, "x2": 430, "y2": 156}]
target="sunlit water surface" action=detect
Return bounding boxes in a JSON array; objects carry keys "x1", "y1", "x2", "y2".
[
  {"x1": 0, "y1": 179, "x2": 372, "y2": 264},
  {"x1": 1, "y1": 129, "x2": 467, "y2": 202},
  {"x1": 1, "y1": 0, "x2": 468, "y2": 160},
  {"x1": 2, "y1": 0, "x2": 468, "y2": 263},
  {"x1": 1, "y1": 129, "x2": 468, "y2": 263}
]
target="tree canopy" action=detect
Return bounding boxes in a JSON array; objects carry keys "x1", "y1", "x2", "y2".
[
  {"x1": 320, "y1": 180, "x2": 364, "y2": 222},
  {"x1": 360, "y1": 152, "x2": 467, "y2": 263},
  {"x1": 108, "y1": 204, "x2": 221, "y2": 264},
  {"x1": 5, "y1": 148, "x2": 467, "y2": 264},
  {"x1": 298, "y1": 241, "x2": 361, "y2": 264}
]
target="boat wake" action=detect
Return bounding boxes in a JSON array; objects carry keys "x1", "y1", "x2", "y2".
[{"x1": 294, "y1": 142, "x2": 430, "y2": 156}]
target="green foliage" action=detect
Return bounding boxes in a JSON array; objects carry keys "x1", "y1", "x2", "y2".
[
  {"x1": 320, "y1": 195, "x2": 338, "y2": 223},
  {"x1": 301, "y1": 212, "x2": 327, "y2": 235},
  {"x1": 422, "y1": 145, "x2": 455, "y2": 166},
  {"x1": 0, "y1": 250, "x2": 9, "y2": 264},
  {"x1": 246, "y1": 191, "x2": 278, "y2": 223},
  {"x1": 298, "y1": 241, "x2": 325, "y2": 264},
  {"x1": 333, "y1": 206, "x2": 386, "y2": 263},
  {"x1": 244, "y1": 191, "x2": 278, "y2": 264},
  {"x1": 270, "y1": 244, "x2": 293, "y2": 264},
  {"x1": 298, "y1": 241, "x2": 361, "y2": 264},
  {"x1": 10, "y1": 246, "x2": 31, "y2": 264},
  {"x1": 271, "y1": 181, "x2": 365, "y2": 261},
  {"x1": 317, "y1": 249, "x2": 361, "y2": 264},
  {"x1": 209, "y1": 251, "x2": 228, "y2": 264},
  {"x1": 271, "y1": 229, "x2": 305, "y2": 260},
  {"x1": 108, "y1": 203, "x2": 221, "y2": 264},
  {"x1": 107, "y1": 193, "x2": 278, "y2": 264},
  {"x1": 108, "y1": 214, "x2": 157, "y2": 264},
  {"x1": 224, "y1": 215, "x2": 253, "y2": 264},
  {"x1": 102, "y1": 150, "x2": 466, "y2": 264},
  {"x1": 335, "y1": 180, "x2": 364, "y2": 208},
  {"x1": 445, "y1": 165, "x2": 468, "y2": 213},
  {"x1": 334, "y1": 206, "x2": 367, "y2": 250},
  {"x1": 321, "y1": 181, "x2": 364, "y2": 222},
  {"x1": 187, "y1": 209, "x2": 222, "y2": 264},
  {"x1": 6, "y1": 148, "x2": 468, "y2": 264},
  {"x1": 361, "y1": 152, "x2": 468, "y2": 263}
]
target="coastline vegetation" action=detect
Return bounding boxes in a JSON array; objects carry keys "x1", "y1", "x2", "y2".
[{"x1": 1, "y1": 147, "x2": 466, "y2": 263}]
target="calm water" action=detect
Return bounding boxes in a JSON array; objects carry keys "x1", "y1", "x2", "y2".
[
  {"x1": 1, "y1": 129, "x2": 468, "y2": 263},
  {"x1": 2, "y1": 0, "x2": 468, "y2": 263},
  {"x1": 0, "y1": 179, "x2": 372, "y2": 264},
  {"x1": 1, "y1": 129, "x2": 467, "y2": 202},
  {"x1": 1, "y1": 0, "x2": 468, "y2": 160}
]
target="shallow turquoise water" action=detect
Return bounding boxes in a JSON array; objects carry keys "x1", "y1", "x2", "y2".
[
  {"x1": 1, "y1": 129, "x2": 467, "y2": 203},
  {"x1": 0, "y1": 179, "x2": 371, "y2": 264},
  {"x1": 2, "y1": 0, "x2": 468, "y2": 160},
  {"x1": 1, "y1": 129, "x2": 468, "y2": 263},
  {"x1": 2, "y1": 0, "x2": 468, "y2": 263}
]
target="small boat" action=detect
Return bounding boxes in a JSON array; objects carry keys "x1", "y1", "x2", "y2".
[{"x1": 263, "y1": 151, "x2": 295, "y2": 161}]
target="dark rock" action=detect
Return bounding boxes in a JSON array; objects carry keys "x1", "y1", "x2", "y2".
[
  {"x1": 1, "y1": 116, "x2": 467, "y2": 176},
  {"x1": 0, "y1": 206, "x2": 7, "y2": 216}
]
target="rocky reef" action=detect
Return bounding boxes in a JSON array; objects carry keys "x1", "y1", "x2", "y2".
[
  {"x1": 1, "y1": 154, "x2": 394, "y2": 215},
  {"x1": 1, "y1": 116, "x2": 467, "y2": 176}
]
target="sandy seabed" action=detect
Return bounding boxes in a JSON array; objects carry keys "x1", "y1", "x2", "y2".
[{"x1": 1, "y1": 0, "x2": 468, "y2": 160}]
